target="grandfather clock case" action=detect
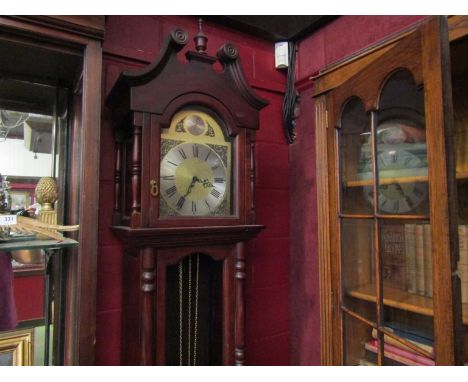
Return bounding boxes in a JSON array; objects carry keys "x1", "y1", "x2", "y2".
[{"x1": 106, "y1": 25, "x2": 268, "y2": 366}]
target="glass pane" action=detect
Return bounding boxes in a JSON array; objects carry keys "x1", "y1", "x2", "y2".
[
  {"x1": 343, "y1": 312, "x2": 375, "y2": 365},
  {"x1": 380, "y1": 219, "x2": 435, "y2": 365},
  {"x1": 376, "y1": 70, "x2": 429, "y2": 216},
  {"x1": 341, "y1": 218, "x2": 376, "y2": 323},
  {"x1": 0, "y1": 79, "x2": 68, "y2": 365},
  {"x1": 339, "y1": 98, "x2": 373, "y2": 215},
  {"x1": 452, "y1": 64, "x2": 468, "y2": 363}
]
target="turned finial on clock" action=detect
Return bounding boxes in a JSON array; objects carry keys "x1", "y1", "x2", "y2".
[{"x1": 194, "y1": 18, "x2": 208, "y2": 54}]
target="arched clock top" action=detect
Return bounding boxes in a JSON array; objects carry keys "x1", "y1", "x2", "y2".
[
  {"x1": 106, "y1": 27, "x2": 268, "y2": 130},
  {"x1": 106, "y1": 29, "x2": 189, "y2": 110},
  {"x1": 216, "y1": 43, "x2": 268, "y2": 112}
]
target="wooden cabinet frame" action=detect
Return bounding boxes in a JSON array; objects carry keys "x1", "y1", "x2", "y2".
[
  {"x1": 313, "y1": 16, "x2": 467, "y2": 365},
  {"x1": 0, "y1": 16, "x2": 103, "y2": 365}
]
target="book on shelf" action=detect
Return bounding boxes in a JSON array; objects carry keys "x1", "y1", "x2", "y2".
[
  {"x1": 415, "y1": 224, "x2": 425, "y2": 295},
  {"x1": 405, "y1": 224, "x2": 417, "y2": 294},
  {"x1": 358, "y1": 358, "x2": 377, "y2": 366},
  {"x1": 458, "y1": 225, "x2": 468, "y2": 303},
  {"x1": 364, "y1": 339, "x2": 434, "y2": 366},
  {"x1": 423, "y1": 224, "x2": 433, "y2": 297},
  {"x1": 404, "y1": 223, "x2": 468, "y2": 301},
  {"x1": 460, "y1": 225, "x2": 468, "y2": 264},
  {"x1": 364, "y1": 350, "x2": 409, "y2": 366},
  {"x1": 385, "y1": 322, "x2": 434, "y2": 347},
  {"x1": 371, "y1": 328, "x2": 434, "y2": 357},
  {"x1": 380, "y1": 224, "x2": 406, "y2": 290}
]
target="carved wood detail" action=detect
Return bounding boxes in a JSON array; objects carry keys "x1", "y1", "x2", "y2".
[
  {"x1": 248, "y1": 131, "x2": 256, "y2": 225},
  {"x1": 114, "y1": 140, "x2": 122, "y2": 214},
  {"x1": 140, "y1": 248, "x2": 156, "y2": 365},
  {"x1": 113, "y1": 225, "x2": 264, "y2": 249},
  {"x1": 234, "y1": 242, "x2": 246, "y2": 366},
  {"x1": 315, "y1": 95, "x2": 334, "y2": 365},
  {"x1": 131, "y1": 115, "x2": 143, "y2": 220}
]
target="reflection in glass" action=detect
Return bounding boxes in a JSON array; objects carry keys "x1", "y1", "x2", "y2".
[
  {"x1": 343, "y1": 312, "x2": 375, "y2": 365},
  {"x1": 375, "y1": 70, "x2": 429, "y2": 215},
  {"x1": 452, "y1": 65, "x2": 468, "y2": 362},
  {"x1": 341, "y1": 218, "x2": 376, "y2": 323},
  {"x1": 0, "y1": 79, "x2": 67, "y2": 365},
  {"x1": 339, "y1": 97, "x2": 373, "y2": 215},
  {"x1": 0, "y1": 111, "x2": 54, "y2": 180}
]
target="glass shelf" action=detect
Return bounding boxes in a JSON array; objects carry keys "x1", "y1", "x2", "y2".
[{"x1": 0, "y1": 238, "x2": 78, "y2": 252}]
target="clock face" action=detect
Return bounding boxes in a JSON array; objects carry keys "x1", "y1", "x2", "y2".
[
  {"x1": 160, "y1": 142, "x2": 227, "y2": 216},
  {"x1": 159, "y1": 109, "x2": 232, "y2": 217},
  {"x1": 363, "y1": 149, "x2": 427, "y2": 214}
]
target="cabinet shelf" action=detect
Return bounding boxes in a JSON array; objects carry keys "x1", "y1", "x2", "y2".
[
  {"x1": 347, "y1": 283, "x2": 468, "y2": 325},
  {"x1": 345, "y1": 172, "x2": 468, "y2": 188}
]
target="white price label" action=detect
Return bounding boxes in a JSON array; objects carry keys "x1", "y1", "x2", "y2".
[{"x1": 0, "y1": 215, "x2": 17, "y2": 226}]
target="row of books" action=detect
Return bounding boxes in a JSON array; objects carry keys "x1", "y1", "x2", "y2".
[
  {"x1": 403, "y1": 224, "x2": 468, "y2": 303},
  {"x1": 361, "y1": 323, "x2": 435, "y2": 366}
]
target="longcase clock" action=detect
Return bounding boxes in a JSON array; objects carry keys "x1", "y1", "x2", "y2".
[{"x1": 106, "y1": 24, "x2": 268, "y2": 365}]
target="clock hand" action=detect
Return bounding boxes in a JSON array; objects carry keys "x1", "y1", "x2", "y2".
[
  {"x1": 183, "y1": 176, "x2": 198, "y2": 197},
  {"x1": 192, "y1": 177, "x2": 214, "y2": 188},
  {"x1": 394, "y1": 183, "x2": 415, "y2": 209},
  {"x1": 201, "y1": 179, "x2": 213, "y2": 188}
]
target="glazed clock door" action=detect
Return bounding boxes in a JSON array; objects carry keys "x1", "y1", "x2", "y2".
[
  {"x1": 325, "y1": 17, "x2": 463, "y2": 365},
  {"x1": 159, "y1": 109, "x2": 233, "y2": 218}
]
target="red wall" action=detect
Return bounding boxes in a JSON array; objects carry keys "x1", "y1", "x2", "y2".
[
  {"x1": 289, "y1": 15, "x2": 426, "y2": 365},
  {"x1": 96, "y1": 16, "x2": 289, "y2": 365},
  {"x1": 13, "y1": 274, "x2": 44, "y2": 321}
]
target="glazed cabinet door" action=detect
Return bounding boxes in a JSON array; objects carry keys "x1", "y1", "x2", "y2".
[{"x1": 320, "y1": 16, "x2": 464, "y2": 365}]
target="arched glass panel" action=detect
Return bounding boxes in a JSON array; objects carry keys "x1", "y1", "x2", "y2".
[
  {"x1": 339, "y1": 97, "x2": 372, "y2": 215},
  {"x1": 377, "y1": 70, "x2": 434, "y2": 364},
  {"x1": 376, "y1": 70, "x2": 428, "y2": 216},
  {"x1": 339, "y1": 98, "x2": 377, "y2": 333}
]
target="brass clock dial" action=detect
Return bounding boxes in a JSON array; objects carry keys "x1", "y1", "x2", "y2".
[{"x1": 160, "y1": 142, "x2": 227, "y2": 216}]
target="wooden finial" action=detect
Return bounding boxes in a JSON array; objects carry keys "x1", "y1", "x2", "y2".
[{"x1": 194, "y1": 18, "x2": 208, "y2": 54}]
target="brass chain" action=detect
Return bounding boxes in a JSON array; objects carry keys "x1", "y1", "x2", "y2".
[
  {"x1": 193, "y1": 254, "x2": 200, "y2": 366},
  {"x1": 178, "y1": 254, "x2": 201, "y2": 366},
  {"x1": 178, "y1": 260, "x2": 183, "y2": 366},
  {"x1": 187, "y1": 256, "x2": 192, "y2": 366}
]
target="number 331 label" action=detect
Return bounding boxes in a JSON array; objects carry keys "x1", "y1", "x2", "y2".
[{"x1": 0, "y1": 215, "x2": 17, "y2": 226}]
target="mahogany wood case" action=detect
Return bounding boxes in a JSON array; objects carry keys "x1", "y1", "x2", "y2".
[{"x1": 106, "y1": 27, "x2": 268, "y2": 365}]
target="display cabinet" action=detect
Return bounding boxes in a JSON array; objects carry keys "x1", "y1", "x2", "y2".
[{"x1": 314, "y1": 16, "x2": 467, "y2": 365}]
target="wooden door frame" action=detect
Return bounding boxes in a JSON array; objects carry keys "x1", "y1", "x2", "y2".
[{"x1": 0, "y1": 16, "x2": 103, "y2": 365}]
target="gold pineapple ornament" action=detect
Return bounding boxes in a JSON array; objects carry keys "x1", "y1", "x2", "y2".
[{"x1": 35, "y1": 177, "x2": 58, "y2": 235}]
